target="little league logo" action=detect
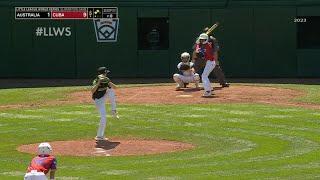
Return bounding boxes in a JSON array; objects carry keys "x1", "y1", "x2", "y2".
[{"x1": 93, "y1": 18, "x2": 119, "y2": 42}]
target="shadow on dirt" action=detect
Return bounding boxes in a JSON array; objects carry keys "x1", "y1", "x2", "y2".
[{"x1": 95, "y1": 140, "x2": 120, "y2": 150}]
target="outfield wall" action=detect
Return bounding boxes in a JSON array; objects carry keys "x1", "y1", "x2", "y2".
[{"x1": 1, "y1": 0, "x2": 320, "y2": 78}]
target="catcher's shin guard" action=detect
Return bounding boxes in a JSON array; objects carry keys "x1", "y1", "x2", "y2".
[
  {"x1": 173, "y1": 74, "x2": 184, "y2": 88},
  {"x1": 195, "y1": 81, "x2": 200, "y2": 88},
  {"x1": 194, "y1": 73, "x2": 200, "y2": 88}
]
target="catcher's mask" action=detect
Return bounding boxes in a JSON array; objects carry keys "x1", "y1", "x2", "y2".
[
  {"x1": 97, "y1": 66, "x2": 110, "y2": 75},
  {"x1": 180, "y1": 52, "x2": 190, "y2": 62}
]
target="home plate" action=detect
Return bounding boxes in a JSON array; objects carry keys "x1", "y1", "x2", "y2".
[
  {"x1": 176, "y1": 95, "x2": 193, "y2": 98},
  {"x1": 94, "y1": 148, "x2": 106, "y2": 153}
]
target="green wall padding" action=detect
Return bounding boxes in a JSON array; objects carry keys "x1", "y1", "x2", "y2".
[
  {"x1": 138, "y1": 8, "x2": 168, "y2": 18},
  {"x1": 217, "y1": 8, "x2": 254, "y2": 77},
  {"x1": 298, "y1": 7, "x2": 320, "y2": 16},
  {"x1": 76, "y1": 7, "x2": 138, "y2": 78},
  {"x1": 253, "y1": 7, "x2": 297, "y2": 77},
  {"x1": 11, "y1": 19, "x2": 76, "y2": 78},
  {"x1": 297, "y1": 50, "x2": 320, "y2": 77},
  {"x1": 169, "y1": 9, "x2": 211, "y2": 75},
  {"x1": 2, "y1": 1, "x2": 320, "y2": 78},
  {"x1": 138, "y1": 50, "x2": 169, "y2": 77},
  {"x1": 0, "y1": 6, "x2": 11, "y2": 77},
  {"x1": 229, "y1": 0, "x2": 297, "y2": 6}
]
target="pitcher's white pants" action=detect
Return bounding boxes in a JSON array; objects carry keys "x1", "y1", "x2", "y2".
[
  {"x1": 202, "y1": 60, "x2": 216, "y2": 92},
  {"x1": 94, "y1": 88, "x2": 117, "y2": 138},
  {"x1": 24, "y1": 171, "x2": 47, "y2": 180}
]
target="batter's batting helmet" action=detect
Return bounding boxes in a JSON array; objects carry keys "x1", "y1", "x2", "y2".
[
  {"x1": 199, "y1": 33, "x2": 208, "y2": 44},
  {"x1": 38, "y1": 142, "x2": 52, "y2": 155}
]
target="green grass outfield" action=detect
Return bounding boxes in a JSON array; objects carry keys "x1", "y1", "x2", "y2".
[{"x1": 0, "y1": 83, "x2": 319, "y2": 179}]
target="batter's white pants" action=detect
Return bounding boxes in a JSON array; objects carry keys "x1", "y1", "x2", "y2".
[
  {"x1": 202, "y1": 60, "x2": 216, "y2": 92},
  {"x1": 173, "y1": 73, "x2": 200, "y2": 87},
  {"x1": 24, "y1": 171, "x2": 47, "y2": 180},
  {"x1": 94, "y1": 88, "x2": 117, "y2": 138}
]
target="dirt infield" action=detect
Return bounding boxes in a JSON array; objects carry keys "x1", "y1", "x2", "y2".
[
  {"x1": 70, "y1": 85, "x2": 318, "y2": 109},
  {"x1": 2, "y1": 84, "x2": 319, "y2": 109},
  {"x1": 17, "y1": 138, "x2": 194, "y2": 157},
  {"x1": 73, "y1": 85, "x2": 302, "y2": 105},
  {"x1": 1, "y1": 84, "x2": 320, "y2": 111}
]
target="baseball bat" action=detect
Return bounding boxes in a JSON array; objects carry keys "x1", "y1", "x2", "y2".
[
  {"x1": 193, "y1": 22, "x2": 219, "y2": 45},
  {"x1": 205, "y1": 22, "x2": 219, "y2": 35}
]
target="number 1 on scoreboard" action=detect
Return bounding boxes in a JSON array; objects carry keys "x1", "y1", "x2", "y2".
[{"x1": 88, "y1": 8, "x2": 93, "y2": 18}]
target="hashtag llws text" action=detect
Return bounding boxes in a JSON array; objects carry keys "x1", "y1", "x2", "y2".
[{"x1": 35, "y1": 27, "x2": 72, "y2": 37}]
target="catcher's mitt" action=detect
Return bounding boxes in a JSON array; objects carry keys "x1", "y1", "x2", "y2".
[{"x1": 179, "y1": 63, "x2": 191, "y2": 71}]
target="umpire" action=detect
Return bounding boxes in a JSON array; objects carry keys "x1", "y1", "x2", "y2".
[{"x1": 192, "y1": 27, "x2": 230, "y2": 88}]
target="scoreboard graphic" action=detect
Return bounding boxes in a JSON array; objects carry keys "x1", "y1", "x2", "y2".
[
  {"x1": 16, "y1": 7, "x2": 120, "y2": 42},
  {"x1": 15, "y1": 7, "x2": 118, "y2": 20}
]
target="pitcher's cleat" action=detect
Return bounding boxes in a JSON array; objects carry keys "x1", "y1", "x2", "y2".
[{"x1": 95, "y1": 136, "x2": 108, "y2": 141}]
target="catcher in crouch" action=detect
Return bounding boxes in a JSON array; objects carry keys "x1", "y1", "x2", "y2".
[{"x1": 173, "y1": 52, "x2": 200, "y2": 90}]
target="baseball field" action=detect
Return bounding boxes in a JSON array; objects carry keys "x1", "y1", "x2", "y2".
[{"x1": 0, "y1": 82, "x2": 319, "y2": 179}]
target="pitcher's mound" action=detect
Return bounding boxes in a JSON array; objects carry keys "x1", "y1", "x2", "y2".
[{"x1": 17, "y1": 138, "x2": 194, "y2": 157}]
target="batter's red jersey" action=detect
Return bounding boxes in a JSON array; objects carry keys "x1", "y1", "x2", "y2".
[
  {"x1": 27, "y1": 155, "x2": 57, "y2": 174},
  {"x1": 195, "y1": 42, "x2": 215, "y2": 61}
]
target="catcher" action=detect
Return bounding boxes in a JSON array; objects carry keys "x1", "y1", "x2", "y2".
[{"x1": 173, "y1": 52, "x2": 200, "y2": 90}]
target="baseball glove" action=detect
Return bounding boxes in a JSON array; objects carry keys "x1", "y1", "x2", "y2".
[{"x1": 179, "y1": 63, "x2": 191, "y2": 71}]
